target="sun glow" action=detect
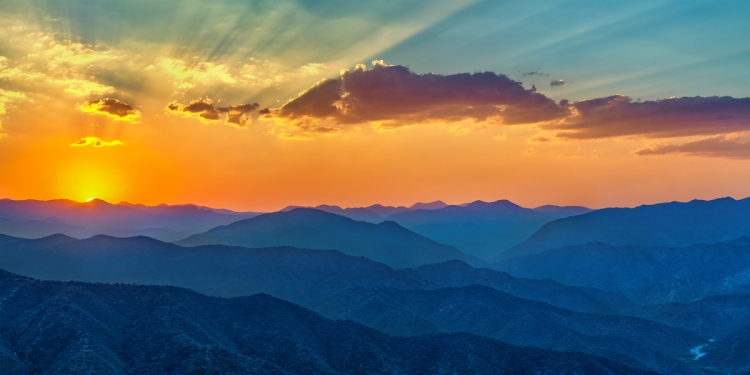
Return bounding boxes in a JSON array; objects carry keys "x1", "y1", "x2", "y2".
[{"x1": 86, "y1": 197, "x2": 95, "y2": 202}]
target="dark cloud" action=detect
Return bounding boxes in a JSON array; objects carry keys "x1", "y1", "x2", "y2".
[
  {"x1": 166, "y1": 99, "x2": 259, "y2": 127},
  {"x1": 544, "y1": 95, "x2": 750, "y2": 139},
  {"x1": 635, "y1": 135, "x2": 750, "y2": 159},
  {"x1": 265, "y1": 61, "x2": 565, "y2": 128},
  {"x1": 550, "y1": 80, "x2": 565, "y2": 87},
  {"x1": 265, "y1": 62, "x2": 750, "y2": 144},
  {"x1": 77, "y1": 98, "x2": 140, "y2": 122}
]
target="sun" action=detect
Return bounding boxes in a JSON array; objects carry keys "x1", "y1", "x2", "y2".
[{"x1": 86, "y1": 197, "x2": 96, "y2": 202}]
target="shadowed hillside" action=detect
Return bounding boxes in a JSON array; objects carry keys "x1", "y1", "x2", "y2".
[
  {"x1": 0, "y1": 234, "x2": 628, "y2": 314},
  {"x1": 496, "y1": 240, "x2": 750, "y2": 304}
]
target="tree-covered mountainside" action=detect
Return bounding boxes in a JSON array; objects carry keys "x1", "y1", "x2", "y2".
[
  {"x1": 311, "y1": 285, "x2": 704, "y2": 375},
  {"x1": 0, "y1": 269, "x2": 657, "y2": 375},
  {"x1": 496, "y1": 240, "x2": 750, "y2": 304}
]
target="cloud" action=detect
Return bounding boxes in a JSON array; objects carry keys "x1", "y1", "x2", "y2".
[
  {"x1": 550, "y1": 80, "x2": 565, "y2": 88},
  {"x1": 70, "y1": 136, "x2": 123, "y2": 147},
  {"x1": 635, "y1": 134, "x2": 750, "y2": 159},
  {"x1": 528, "y1": 134, "x2": 552, "y2": 142},
  {"x1": 77, "y1": 98, "x2": 141, "y2": 122},
  {"x1": 265, "y1": 60, "x2": 565, "y2": 129},
  {"x1": 545, "y1": 95, "x2": 750, "y2": 139},
  {"x1": 0, "y1": 88, "x2": 26, "y2": 135},
  {"x1": 166, "y1": 98, "x2": 259, "y2": 127}
]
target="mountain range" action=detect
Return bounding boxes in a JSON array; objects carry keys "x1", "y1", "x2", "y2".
[
  {"x1": 504, "y1": 197, "x2": 750, "y2": 258},
  {"x1": 0, "y1": 198, "x2": 258, "y2": 242},
  {"x1": 0, "y1": 269, "x2": 657, "y2": 375},
  {"x1": 0, "y1": 233, "x2": 627, "y2": 314}
]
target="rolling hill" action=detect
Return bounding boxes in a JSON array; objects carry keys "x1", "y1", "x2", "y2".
[
  {"x1": 383, "y1": 200, "x2": 590, "y2": 259},
  {"x1": 177, "y1": 208, "x2": 482, "y2": 269},
  {"x1": 504, "y1": 197, "x2": 750, "y2": 258}
]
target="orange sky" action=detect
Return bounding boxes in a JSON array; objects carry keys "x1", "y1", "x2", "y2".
[{"x1": 0, "y1": 1, "x2": 749, "y2": 212}]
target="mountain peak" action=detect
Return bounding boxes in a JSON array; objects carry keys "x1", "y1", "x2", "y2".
[{"x1": 409, "y1": 201, "x2": 448, "y2": 210}]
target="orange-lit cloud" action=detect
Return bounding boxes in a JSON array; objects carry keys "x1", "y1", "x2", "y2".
[
  {"x1": 635, "y1": 134, "x2": 750, "y2": 159},
  {"x1": 265, "y1": 60, "x2": 564, "y2": 129},
  {"x1": 77, "y1": 98, "x2": 141, "y2": 122},
  {"x1": 166, "y1": 98, "x2": 259, "y2": 127},
  {"x1": 70, "y1": 137, "x2": 123, "y2": 147}
]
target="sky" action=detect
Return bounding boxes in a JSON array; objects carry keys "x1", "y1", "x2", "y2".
[{"x1": 0, "y1": 0, "x2": 748, "y2": 211}]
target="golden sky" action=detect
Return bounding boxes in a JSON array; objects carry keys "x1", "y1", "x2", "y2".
[{"x1": 0, "y1": 0, "x2": 749, "y2": 211}]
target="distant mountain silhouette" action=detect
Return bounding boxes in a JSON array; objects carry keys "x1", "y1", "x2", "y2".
[
  {"x1": 0, "y1": 198, "x2": 257, "y2": 241},
  {"x1": 0, "y1": 234, "x2": 629, "y2": 315},
  {"x1": 505, "y1": 197, "x2": 750, "y2": 258},
  {"x1": 314, "y1": 285, "x2": 705, "y2": 374},
  {"x1": 384, "y1": 200, "x2": 587, "y2": 259},
  {"x1": 0, "y1": 270, "x2": 656, "y2": 375},
  {"x1": 177, "y1": 208, "x2": 482, "y2": 269},
  {"x1": 409, "y1": 200, "x2": 449, "y2": 210},
  {"x1": 496, "y1": 240, "x2": 750, "y2": 304}
]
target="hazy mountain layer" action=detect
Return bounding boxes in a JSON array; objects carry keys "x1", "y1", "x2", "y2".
[
  {"x1": 0, "y1": 270, "x2": 658, "y2": 375},
  {"x1": 383, "y1": 200, "x2": 589, "y2": 259},
  {"x1": 506, "y1": 197, "x2": 750, "y2": 258},
  {"x1": 0, "y1": 234, "x2": 628, "y2": 314},
  {"x1": 177, "y1": 208, "x2": 482, "y2": 269},
  {"x1": 0, "y1": 198, "x2": 257, "y2": 241}
]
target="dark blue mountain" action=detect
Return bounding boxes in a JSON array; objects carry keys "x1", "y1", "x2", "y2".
[
  {"x1": 0, "y1": 269, "x2": 657, "y2": 375},
  {"x1": 0, "y1": 234, "x2": 628, "y2": 314},
  {"x1": 313, "y1": 285, "x2": 704, "y2": 375},
  {"x1": 505, "y1": 197, "x2": 750, "y2": 258},
  {"x1": 177, "y1": 208, "x2": 482, "y2": 269},
  {"x1": 496, "y1": 239, "x2": 750, "y2": 304}
]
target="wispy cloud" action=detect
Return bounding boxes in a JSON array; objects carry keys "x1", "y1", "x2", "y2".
[{"x1": 635, "y1": 134, "x2": 750, "y2": 159}]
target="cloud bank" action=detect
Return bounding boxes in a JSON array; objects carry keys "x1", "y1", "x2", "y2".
[
  {"x1": 265, "y1": 61, "x2": 750, "y2": 151},
  {"x1": 265, "y1": 60, "x2": 564, "y2": 129},
  {"x1": 547, "y1": 95, "x2": 750, "y2": 139}
]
